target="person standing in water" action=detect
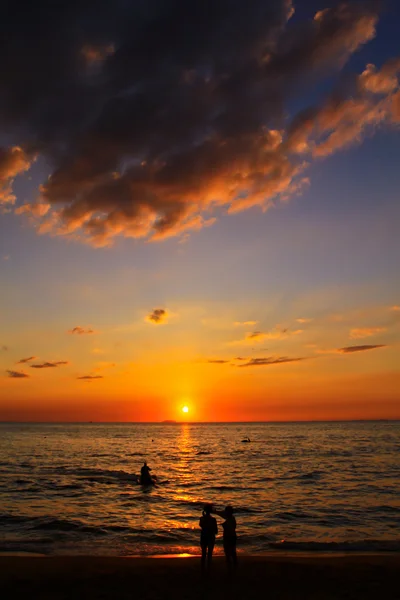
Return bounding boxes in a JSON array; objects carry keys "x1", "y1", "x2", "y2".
[
  {"x1": 199, "y1": 504, "x2": 218, "y2": 573},
  {"x1": 213, "y1": 505, "x2": 237, "y2": 571},
  {"x1": 140, "y1": 461, "x2": 152, "y2": 485}
]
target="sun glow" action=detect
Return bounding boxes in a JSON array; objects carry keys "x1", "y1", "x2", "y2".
[{"x1": 182, "y1": 406, "x2": 189, "y2": 414}]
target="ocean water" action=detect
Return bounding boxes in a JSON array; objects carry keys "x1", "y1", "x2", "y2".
[{"x1": 0, "y1": 421, "x2": 399, "y2": 556}]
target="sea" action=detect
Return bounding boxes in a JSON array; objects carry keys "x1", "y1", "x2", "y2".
[{"x1": 0, "y1": 421, "x2": 399, "y2": 556}]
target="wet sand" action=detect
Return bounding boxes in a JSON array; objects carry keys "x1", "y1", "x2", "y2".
[{"x1": 1, "y1": 554, "x2": 399, "y2": 599}]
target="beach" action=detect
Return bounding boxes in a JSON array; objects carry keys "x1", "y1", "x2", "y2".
[{"x1": 1, "y1": 554, "x2": 399, "y2": 599}]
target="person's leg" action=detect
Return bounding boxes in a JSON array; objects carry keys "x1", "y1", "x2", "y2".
[
  {"x1": 231, "y1": 544, "x2": 237, "y2": 569},
  {"x1": 207, "y1": 543, "x2": 214, "y2": 569},
  {"x1": 201, "y1": 543, "x2": 207, "y2": 573},
  {"x1": 223, "y1": 541, "x2": 231, "y2": 569}
]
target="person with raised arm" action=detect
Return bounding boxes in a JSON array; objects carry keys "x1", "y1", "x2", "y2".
[{"x1": 212, "y1": 505, "x2": 237, "y2": 571}]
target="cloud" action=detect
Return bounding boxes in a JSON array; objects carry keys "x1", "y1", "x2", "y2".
[
  {"x1": 350, "y1": 327, "x2": 386, "y2": 339},
  {"x1": 296, "y1": 318, "x2": 313, "y2": 324},
  {"x1": 1, "y1": 1, "x2": 396, "y2": 245},
  {"x1": 16, "y1": 356, "x2": 37, "y2": 364},
  {"x1": 390, "y1": 306, "x2": 400, "y2": 311},
  {"x1": 2, "y1": 255, "x2": 10, "y2": 261},
  {"x1": 30, "y1": 361, "x2": 69, "y2": 369},
  {"x1": 6, "y1": 369, "x2": 29, "y2": 378},
  {"x1": 230, "y1": 327, "x2": 303, "y2": 345},
  {"x1": 0, "y1": 147, "x2": 33, "y2": 205},
  {"x1": 234, "y1": 321, "x2": 258, "y2": 327},
  {"x1": 145, "y1": 308, "x2": 168, "y2": 325},
  {"x1": 77, "y1": 375, "x2": 103, "y2": 380},
  {"x1": 68, "y1": 326, "x2": 95, "y2": 335},
  {"x1": 238, "y1": 356, "x2": 306, "y2": 367},
  {"x1": 207, "y1": 359, "x2": 230, "y2": 364},
  {"x1": 338, "y1": 345, "x2": 386, "y2": 354},
  {"x1": 1, "y1": 345, "x2": 8, "y2": 352}
]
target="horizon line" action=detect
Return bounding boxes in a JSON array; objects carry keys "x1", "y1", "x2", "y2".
[{"x1": 0, "y1": 418, "x2": 399, "y2": 425}]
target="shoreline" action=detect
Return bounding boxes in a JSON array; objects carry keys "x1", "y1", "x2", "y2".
[
  {"x1": 1, "y1": 554, "x2": 399, "y2": 599},
  {"x1": 0, "y1": 550, "x2": 400, "y2": 565}
]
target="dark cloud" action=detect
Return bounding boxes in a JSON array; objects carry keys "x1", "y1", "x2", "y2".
[
  {"x1": 1, "y1": 345, "x2": 8, "y2": 352},
  {"x1": 16, "y1": 356, "x2": 36, "y2": 364},
  {"x1": 30, "y1": 361, "x2": 69, "y2": 369},
  {"x1": 1, "y1": 1, "x2": 396, "y2": 245},
  {"x1": 77, "y1": 375, "x2": 103, "y2": 380},
  {"x1": 6, "y1": 370, "x2": 29, "y2": 378},
  {"x1": 207, "y1": 359, "x2": 230, "y2": 364},
  {"x1": 238, "y1": 356, "x2": 305, "y2": 367},
  {"x1": 338, "y1": 344, "x2": 386, "y2": 353},
  {"x1": 146, "y1": 308, "x2": 168, "y2": 324},
  {"x1": 68, "y1": 326, "x2": 95, "y2": 335}
]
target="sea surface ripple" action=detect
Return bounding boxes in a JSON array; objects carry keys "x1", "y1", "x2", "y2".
[{"x1": 0, "y1": 421, "x2": 399, "y2": 556}]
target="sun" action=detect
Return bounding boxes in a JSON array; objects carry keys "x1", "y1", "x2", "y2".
[{"x1": 182, "y1": 406, "x2": 189, "y2": 414}]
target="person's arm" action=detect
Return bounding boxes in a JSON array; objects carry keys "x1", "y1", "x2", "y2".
[{"x1": 214, "y1": 519, "x2": 218, "y2": 535}]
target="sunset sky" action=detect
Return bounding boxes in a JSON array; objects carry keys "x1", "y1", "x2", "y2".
[{"x1": 1, "y1": 0, "x2": 399, "y2": 421}]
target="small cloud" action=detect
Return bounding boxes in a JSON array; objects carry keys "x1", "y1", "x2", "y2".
[
  {"x1": 6, "y1": 369, "x2": 29, "y2": 378},
  {"x1": 350, "y1": 327, "x2": 386, "y2": 339},
  {"x1": 238, "y1": 356, "x2": 306, "y2": 367},
  {"x1": 1, "y1": 345, "x2": 8, "y2": 352},
  {"x1": 207, "y1": 359, "x2": 230, "y2": 364},
  {"x1": 234, "y1": 320, "x2": 258, "y2": 326},
  {"x1": 338, "y1": 345, "x2": 386, "y2": 354},
  {"x1": 30, "y1": 361, "x2": 69, "y2": 369},
  {"x1": 390, "y1": 305, "x2": 400, "y2": 311},
  {"x1": 296, "y1": 318, "x2": 313, "y2": 324},
  {"x1": 68, "y1": 326, "x2": 95, "y2": 335},
  {"x1": 77, "y1": 375, "x2": 103, "y2": 380},
  {"x1": 230, "y1": 327, "x2": 303, "y2": 345},
  {"x1": 145, "y1": 308, "x2": 168, "y2": 324},
  {"x1": 234, "y1": 357, "x2": 247, "y2": 361},
  {"x1": 2, "y1": 254, "x2": 10, "y2": 261},
  {"x1": 16, "y1": 356, "x2": 36, "y2": 364}
]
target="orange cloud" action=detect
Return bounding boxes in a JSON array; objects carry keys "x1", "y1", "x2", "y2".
[
  {"x1": 6, "y1": 369, "x2": 29, "y2": 378},
  {"x1": 68, "y1": 326, "x2": 96, "y2": 335},
  {"x1": 77, "y1": 375, "x2": 103, "y2": 380},
  {"x1": 338, "y1": 345, "x2": 386, "y2": 354},
  {"x1": 11, "y1": 2, "x2": 394, "y2": 246},
  {"x1": 16, "y1": 356, "x2": 36, "y2": 364},
  {"x1": 296, "y1": 318, "x2": 313, "y2": 324},
  {"x1": 30, "y1": 361, "x2": 69, "y2": 369},
  {"x1": 390, "y1": 305, "x2": 400, "y2": 311},
  {"x1": 234, "y1": 321, "x2": 258, "y2": 327},
  {"x1": 350, "y1": 327, "x2": 386, "y2": 339},
  {"x1": 0, "y1": 147, "x2": 33, "y2": 205},
  {"x1": 229, "y1": 327, "x2": 303, "y2": 345},
  {"x1": 237, "y1": 356, "x2": 306, "y2": 367},
  {"x1": 145, "y1": 308, "x2": 168, "y2": 325}
]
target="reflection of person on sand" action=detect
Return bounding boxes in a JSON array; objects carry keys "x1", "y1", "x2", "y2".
[
  {"x1": 213, "y1": 505, "x2": 237, "y2": 571},
  {"x1": 140, "y1": 461, "x2": 153, "y2": 485},
  {"x1": 199, "y1": 504, "x2": 218, "y2": 573}
]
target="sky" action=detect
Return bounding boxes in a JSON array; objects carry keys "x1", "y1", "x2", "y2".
[{"x1": 0, "y1": 0, "x2": 399, "y2": 422}]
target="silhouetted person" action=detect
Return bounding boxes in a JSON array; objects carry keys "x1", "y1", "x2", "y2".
[
  {"x1": 199, "y1": 504, "x2": 218, "y2": 573},
  {"x1": 140, "y1": 461, "x2": 152, "y2": 485},
  {"x1": 213, "y1": 505, "x2": 237, "y2": 571}
]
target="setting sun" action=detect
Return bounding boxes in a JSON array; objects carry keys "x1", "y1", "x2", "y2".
[{"x1": 182, "y1": 406, "x2": 189, "y2": 414}]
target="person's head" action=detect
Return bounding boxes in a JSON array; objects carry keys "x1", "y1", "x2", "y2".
[
  {"x1": 203, "y1": 503, "x2": 212, "y2": 516},
  {"x1": 144, "y1": 461, "x2": 147, "y2": 466},
  {"x1": 225, "y1": 505, "x2": 234, "y2": 516}
]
